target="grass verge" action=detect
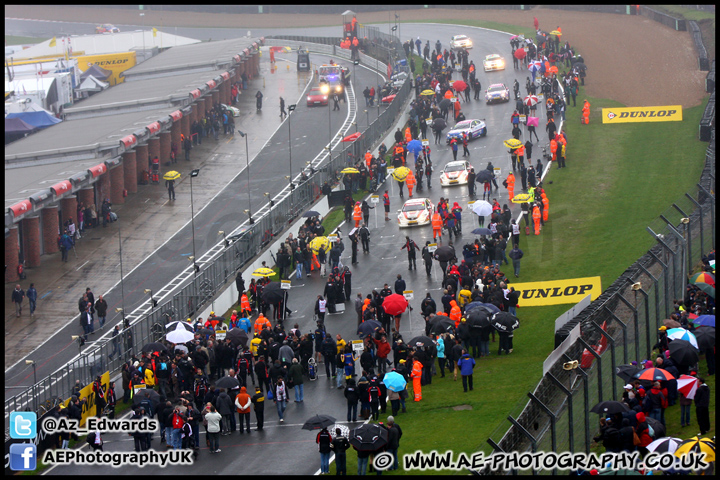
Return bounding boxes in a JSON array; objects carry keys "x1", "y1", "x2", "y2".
[{"x1": 5, "y1": 35, "x2": 47, "y2": 46}]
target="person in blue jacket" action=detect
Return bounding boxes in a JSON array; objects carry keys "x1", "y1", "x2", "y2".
[{"x1": 457, "y1": 349, "x2": 476, "y2": 392}]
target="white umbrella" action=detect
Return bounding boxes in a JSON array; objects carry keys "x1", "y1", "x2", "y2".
[
  {"x1": 646, "y1": 437, "x2": 683, "y2": 454},
  {"x1": 166, "y1": 320, "x2": 194, "y2": 332},
  {"x1": 666, "y1": 328, "x2": 698, "y2": 349},
  {"x1": 166, "y1": 328, "x2": 195, "y2": 344},
  {"x1": 676, "y1": 374, "x2": 699, "y2": 399},
  {"x1": 471, "y1": 200, "x2": 493, "y2": 217},
  {"x1": 174, "y1": 344, "x2": 189, "y2": 354}
]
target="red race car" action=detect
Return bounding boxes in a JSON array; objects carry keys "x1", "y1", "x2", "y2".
[{"x1": 306, "y1": 86, "x2": 329, "y2": 107}]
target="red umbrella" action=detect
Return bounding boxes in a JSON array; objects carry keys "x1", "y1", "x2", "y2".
[
  {"x1": 341, "y1": 132, "x2": 361, "y2": 142},
  {"x1": 634, "y1": 367, "x2": 675, "y2": 382},
  {"x1": 382, "y1": 94, "x2": 396, "y2": 103},
  {"x1": 444, "y1": 90, "x2": 454, "y2": 100},
  {"x1": 382, "y1": 294, "x2": 408, "y2": 317},
  {"x1": 676, "y1": 374, "x2": 699, "y2": 399},
  {"x1": 514, "y1": 48, "x2": 527, "y2": 60},
  {"x1": 453, "y1": 80, "x2": 468, "y2": 92},
  {"x1": 524, "y1": 95, "x2": 539, "y2": 107}
]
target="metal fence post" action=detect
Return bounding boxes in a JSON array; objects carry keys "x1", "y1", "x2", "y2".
[
  {"x1": 578, "y1": 337, "x2": 603, "y2": 403},
  {"x1": 696, "y1": 183, "x2": 715, "y2": 248},
  {"x1": 547, "y1": 372, "x2": 574, "y2": 453},
  {"x1": 591, "y1": 320, "x2": 617, "y2": 400},
  {"x1": 615, "y1": 292, "x2": 640, "y2": 362},
  {"x1": 648, "y1": 250, "x2": 670, "y2": 318},
  {"x1": 603, "y1": 305, "x2": 629, "y2": 364},
  {"x1": 685, "y1": 193, "x2": 704, "y2": 257},
  {"x1": 565, "y1": 354, "x2": 591, "y2": 453},
  {"x1": 527, "y1": 392, "x2": 558, "y2": 474},
  {"x1": 637, "y1": 263, "x2": 661, "y2": 334},
  {"x1": 647, "y1": 227, "x2": 679, "y2": 305}
]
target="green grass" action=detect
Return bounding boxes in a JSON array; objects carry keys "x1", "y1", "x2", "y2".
[
  {"x1": 412, "y1": 18, "x2": 536, "y2": 40},
  {"x1": 652, "y1": 5, "x2": 716, "y2": 22},
  {"x1": 5, "y1": 35, "x2": 47, "y2": 46}
]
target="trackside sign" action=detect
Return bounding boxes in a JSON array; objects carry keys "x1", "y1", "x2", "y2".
[
  {"x1": 511, "y1": 276, "x2": 602, "y2": 306},
  {"x1": 602, "y1": 105, "x2": 682, "y2": 124}
]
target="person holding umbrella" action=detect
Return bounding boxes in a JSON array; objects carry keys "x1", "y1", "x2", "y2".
[{"x1": 316, "y1": 427, "x2": 333, "y2": 474}]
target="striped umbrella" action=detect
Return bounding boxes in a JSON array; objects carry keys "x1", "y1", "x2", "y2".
[
  {"x1": 690, "y1": 271, "x2": 715, "y2": 287},
  {"x1": 666, "y1": 328, "x2": 698, "y2": 349},
  {"x1": 633, "y1": 367, "x2": 675, "y2": 382},
  {"x1": 674, "y1": 436, "x2": 715, "y2": 463},
  {"x1": 523, "y1": 95, "x2": 539, "y2": 107},
  {"x1": 676, "y1": 374, "x2": 699, "y2": 399},
  {"x1": 647, "y1": 437, "x2": 683, "y2": 454}
]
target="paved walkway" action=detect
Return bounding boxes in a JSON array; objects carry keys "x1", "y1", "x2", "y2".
[{"x1": 4, "y1": 53, "x2": 308, "y2": 368}]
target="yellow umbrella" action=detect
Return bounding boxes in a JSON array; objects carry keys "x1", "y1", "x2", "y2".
[
  {"x1": 420, "y1": 89, "x2": 435, "y2": 96},
  {"x1": 392, "y1": 166, "x2": 410, "y2": 182},
  {"x1": 674, "y1": 436, "x2": 715, "y2": 463},
  {"x1": 550, "y1": 30, "x2": 562, "y2": 36},
  {"x1": 503, "y1": 138, "x2": 523, "y2": 149},
  {"x1": 309, "y1": 236, "x2": 331, "y2": 254},
  {"x1": 511, "y1": 193, "x2": 533, "y2": 204},
  {"x1": 341, "y1": 167, "x2": 360, "y2": 174},
  {"x1": 252, "y1": 267, "x2": 275, "y2": 277},
  {"x1": 163, "y1": 171, "x2": 181, "y2": 181}
]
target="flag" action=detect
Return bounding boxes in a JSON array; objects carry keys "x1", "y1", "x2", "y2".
[
  {"x1": 49, "y1": 37, "x2": 56, "y2": 47},
  {"x1": 152, "y1": 27, "x2": 157, "y2": 37}
]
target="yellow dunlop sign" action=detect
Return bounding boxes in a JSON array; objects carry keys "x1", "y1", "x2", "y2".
[
  {"x1": 63, "y1": 371, "x2": 110, "y2": 427},
  {"x1": 602, "y1": 105, "x2": 682, "y2": 124},
  {"x1": 512, "y1": 276, "x2": 602, "y2": 306}
]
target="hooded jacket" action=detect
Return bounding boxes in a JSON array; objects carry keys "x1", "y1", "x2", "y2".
[
  {"x1": 235, "y1": 387, "x2": 252, "y2": 414},
  {"x1": 457, "y1": 353, "x2": 475, "y2": 376}
]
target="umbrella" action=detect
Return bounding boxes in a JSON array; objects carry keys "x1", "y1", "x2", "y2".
[
  {"x1": 512, "y1": 193, "x2": 534, "y2": 204},
  {"x1": 166, "y1": 328, "x2": 195, "y2": 344},
  {"x1": 163, "y1": 171, "x2": 181, "y2": 181},
  {"x1": 196, "y1": 327, "x2": 214, "y2": 336},
  {"x1": 647, "y1": 437, "x2": 683, "y2": 454},
  {"x1": 590, "y1": 400, "x2": 629, "y2": 415},
  {"x1": 572, "y1": 63, "x2": 588, "y2": 72},
  {"x1": 357, "y1": 319, "x2": 382, "y2": 338},
  {"x1": 453, "y1": 80, "x2": 468, "y2": 92},
  {"x1": 676, "y1": 374, "x2": 699, "y2": 399},
  {"x1": 466, "y1": 302, "x2": 501, "y2": 315},
  {"x1": 438, "y1": 98, "x2": 452, "y2": 111},
  {"x1": 226, "y1": 328, "x2": 249, "y2": 347},
  {"x1": 674, "y1": 436, "x2": 715, "y2": 463},
  {"x1": 663, "y1": 318, "x2": 682, "y2": 329},
  {"x1": 470, "y1": 200, "x2": 493, "y2": 216},
  {"x1": 550, "y1": 30, "x2": 562, "y2": 36},
  {"x1": 548, "y1": 65, "x2": 559, "y2": 75},
  {"x1": 429, "y1": 316, "x2": 456, "y2": 335},
  {"x1": 615, "y1": 364, "x2": 641, "y2": 383},
  {"x1": 668, "y1": 339, "x2": 699, "y2": 366},
  {"x1": 383, "y1": 372, "x2": 407, "y2": 392},
  {"x1": 434, "y1": 245, "x2": 456, "y2": 262},
  {"x1": 645, "y1": 417, "x2": 665, "y2": 438},
  {"x1": 431, "y1": 117, "x2": 446, "y2": 130},
  {"x1": 332, "y1": 424, "x2": 350, "y2": 437},
  {"x1": 408, "y1": 336, "x2": 433, "y2": 349},
  {"x1": 693, "y1": 326, "x2": 714, "y2": 351},
  {"x1": 509, "y1": 35, "x2": 524, "y2": 40},
  {"x1": 382, "y1": 294, "x2": 408, "y2": 317},
  {"x1": 692, "y1": 282, "x2": 714, "y2": 298},
  {"x1": 527, "y1": 116, "x2": 540, "y2": 127},
  {"x1": 475, "y1": 170, "x2": 494, "y2": 184},
  {"x1": 141, "y1": 342, "x2": 167, "y2": 354},
  {"x1": 420, "y1": 89, "x2": 435, "y2": 96},
  {"x1": 342, "y1": 132, "x2": 362, "y2": 142},
  {"x1": 261, "y1": 282, "x2": 285, "y2": 304},
  {"x1": 252, "y1": 267, "x2": 275, "y2": 277},
  {"x1": 350, "y1": 423, "x2": 388, "y2": 452},
  {"x1": 504, "y1": 138, "x2": 523, "y2": 149},
  {"x1": 491, "y1": 312, "x2": 520, "y2": 332},
  {"x1": 471, "y1": 227, "x2": 492, "y2": 236},
  {"x1": 382, "y1": 95, "x2": 396, "y2": 103},
  {"x1": 513, "y1": 48, "x2": 526, "y2": 60},
  {"x1": 690, "y1": 271, "x2": 714, "y2": 287},
  {"x1": 524, "y1": 95, "x2": 539, "y2": 107},
  {"x1": 174, "y1": 344, "x2": 188, "y2": 354},
  {"x1": 466, "y1": 308, "x2": 490, "y2": 329},
  {"x1": 302, "y1": 210, "x2": 321, "y2": 217},
  {"x1": 302, "y1": 414, "x2": 337, "y2": 431},
  {"x1": 309, "y1": 236, "x2": 331, "y2": 255},
  {"x1": 392, "y1": 166, "x2": 410, "y2": 182},
  {"x1": 633, "y1": 367, "x2": 675, "y2": 382},
  {"x1": 340, "y1": 167, "x2": 359, "y2": 174},
  {"x1": 166, "y1": 320, "x2": 194, "y2": 332},
  {"x1": 132, "y1": 388, "x2": 161, "y2": 409},
  {"x1": 666, "y1": 328, "x2": 698, "y2": 349},
  {"x1": 444, "y1": 90, "x2": 454, "y2": 100},
  {"x1": 691, "y1": 315, "x2": 715, "y2": 328},
  {"x1": 407, "y1": 139, "x2": 422, "y2": 154},
  {"x1": 215, "y1": 375, "x2": 240, "y2": 390}
]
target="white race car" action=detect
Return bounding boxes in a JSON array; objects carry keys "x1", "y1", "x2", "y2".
[
  {"x1": 450, "y1": 35, "x2": 473, "y2": 50},
  {"x1": 483, "y1": 54, "x2": 505, "y2": 71},
  {"x1": 398, "y1": 198, "x2": 435, "y2": 227},
  {"x1": 439, "y1": 161, "x2": 472, "y2": 186},
  {"x1": 221, "y1": 104, "x2": 241, "y2": 117},
  {"x1": 485, "y1": 83, "x2": 510, "y2": 104},
  {"x1": 445, "y1": 119, "x2": 487, "y2": 144}
]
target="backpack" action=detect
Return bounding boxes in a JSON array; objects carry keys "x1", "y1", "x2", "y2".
[{"x1": 194, "y1": 377, "x2": 208, "y2": 399}]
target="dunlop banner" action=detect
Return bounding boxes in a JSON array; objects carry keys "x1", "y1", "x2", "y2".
[
  {"x1": 512, "y1": 276, "x2": 602, "y2": 307},
  {"x1": 62, "y1": 371, "x2": 110, "y2": 427},
  {"x1": 602, "y1": 105, "x2": 682, "y2": 124}
]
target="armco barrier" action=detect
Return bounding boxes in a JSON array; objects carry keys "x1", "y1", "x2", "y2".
[
  {"x1": 639, "y1": 5, "x2": 687, "y2": 31},
  {"x1": 689, "y1": 20, "x2": 710, "y2": 71}
]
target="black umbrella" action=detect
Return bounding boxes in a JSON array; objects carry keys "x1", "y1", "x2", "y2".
[
  {"x1": 572, "y1": 56, "x2": 584, "y2": 64},
  {"x1": 215, "y1": 375, "x2": 240, "y2": 390},
  {"x1": 408, "y1": 335, "x2": 433, "y2": 349},
  {"x1": 693, "y1": 326, "x2": 715, "y2": 351},
  {"x1": 471, "y1": 227, "x2": 492, "y2": 236},
  {"x1": 350, "y1": 423, "x2": 389, "y2": 452},
  {"x1": 491, "y1": 312, "x2": 520, "y2": 332},
  {"x1": 475, "y1": 170, "x2": 494, "y2": 184},
  {"x1": 261, "y1": 282, "x2": 285, "y2": 304},
  {"x1": 434, "y1": 245, "x2": 456, "y2": 262},
  {"x1": 465, "y1": 301, "x2": 500, "y2": 315},
  {"x1": 466, "y1": 308, "x2": 490, "y2": 330},
  {"x1": 645, "y1": 417, "x2": 665, "y2": 439},
  {"x1": 429, "y1": 316, "x2": 455, "y2": 335},
  {"x1": 303, "y1": 210, "x2": 321, "y2": 218},
  {"x1": 615, "y1": 364, "x2": 641, "y2": 383},
  {"x1": 196, "y1": 327, "x2": 214, "y2": 336},
  {"x1": 431, "y1": 117, "x2": 446, "y2": 130},
  {"x1": 226, "y1": 328, "x2": 249, "y2": 347},
  {"x1": 572, "y1": 62, "x2": 588, "y2": 72},
  {"x1": 302, "y1": 414, "x2": 337, "y2": 431},
  {"x1": 438, "y1": 98, "x2": 451, "y2": 110},
  {"x1": 141, "y1": 342, "x2": 168, "y2": 354},
  {"x1": 132, "y1": 388, "x2": 161, "y2": 410},
  {"x1": 357, "y1": 319, "x2": 382, "y2": 338},
  {"x1": 668, "y1": 339, "x2": 699, "y2": 366},
  {"x1": 165, "y1": 320, "x2": 194, "y2": 332},
  {"x1": 590, "y1": 400, "x2": 630, "y2": 415}
]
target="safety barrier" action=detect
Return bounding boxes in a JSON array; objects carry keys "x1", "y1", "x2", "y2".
[
  {"x1": 639, "y1": 5, "x2": 687, "y2": 31},
  {"x1": 688, "y1": 20, "x2": 710, "y2": 71}
]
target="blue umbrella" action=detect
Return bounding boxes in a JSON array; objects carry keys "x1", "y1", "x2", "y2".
[
  {"x1": 357, "y1": 319, "x2": 382, "y2": 338},
  {"x1": 666, "y1": 328, "x2": 698, "y2": 349},
  {"x1": 692, "y1": 315, "x2": 715, "y2": 328},
  {"x1": 407, "y1": 139, "x2": 422, "y2": 154},
  {"x1": 471, "y1": 228, "x2": 492, "y2": 236},
  {"x1": 383, "y1": 372, "x2": 407, "y2": 392}
]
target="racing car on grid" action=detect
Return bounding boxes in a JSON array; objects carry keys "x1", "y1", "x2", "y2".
[
  {"x1": 450, "y1": 35, "x2": 473, "y2": 50},
  {"x1": 446, "y1": 119, "x2": 487, "y2": 144},
  {"x1": 483, "y1": 54, "x2": 505, "y2": 71},
  {"x1": 96, "y1": 24, "x2": 120, "y2": 34},
  {"x1": 439, "y1": 160, "x2": 472, "y2": 186},
  {"x1": 306, "y1": 87, "x2": 329, "y2": 106},
  {"x1": 398, "y1": 198, "x2": 434, "y2": 227},
  {"x1": 485, "y1": 83, "x2": 510, "y2": 104},
  {"x1": 220, "y1": 104, "x2": 241, "y2": 117}
]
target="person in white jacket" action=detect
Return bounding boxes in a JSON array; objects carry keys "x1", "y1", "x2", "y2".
[{"x1": 204, "y1": 404, "x2": 222, "y2": 453}]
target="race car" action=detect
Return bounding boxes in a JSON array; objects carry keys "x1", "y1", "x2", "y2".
[
  {"x1": 450, "y1": 35, "x2": 473, "y2": 50},
  {"x1": 483, "y1": 54, "x2": 505, "y2": 71},
  {"x1": 445, "y1": 119, "x2": 487, "y2": 144},
  {"x1": 96, "y1": 24, "x2": 120, "y2": 34},
  {"x1": 306, "y1": 87, "x2": 328, "y2": 106},
  {"x1": 485, "y1": 83, "x2": 510, "y2": 104},
  {"x1": 439, "y1": 161, "x2": 472, "y2": 186},
  {"x1": 398, "y1": 198, "x2": 434, "y2": 227},
  {"x1": 220, "y1": 104, "x2": 241, "y2": 117}
]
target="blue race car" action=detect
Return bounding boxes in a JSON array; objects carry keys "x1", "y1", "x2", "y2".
[{"x1": 445, "y1": 119, "x2": 487, "y2": 144}]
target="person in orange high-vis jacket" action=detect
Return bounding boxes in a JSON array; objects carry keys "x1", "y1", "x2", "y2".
[
  {"x1": 411, "y1": 358, "x2": 423, "y2": 401},
  {"x1": 431, "y1": 212, "x2": 443, "y2": 241},
  {"x1": 532, "y1": 203, "x2": 541, "y2": 235},
  {"x1": 541, "y1": 193, "x2": 549, "y2": 222},
  {"x1": 240, "y1": 294, "x2": 252, "y2": 317},
  {"x1": 365, "y1": 151, "x2": 373, "y2": 169},
  {"x1": 515, "y1": 144, "x2": 525, "y2": 165},
  {"x1": 550, "y1": 138, "x2": 558, "y2": 161},
  {"x1": 405, "y1": 171, "x2": 416, "y2": 198},
  {"x1": 353, "y1": 202, "x2": 362, "y2": 228},
  {"x1": 449, "y1": 300, "x2": 462, "y2": 328},
  {"x1": 405, "y1": 127, "x2": 412, "y2": 143},
  {"x1": 254, "y1": 314, "x2": 271, "y2": 335},
  {"x1": 506, "y1": 172, "x2": 515, "y2": 202}
]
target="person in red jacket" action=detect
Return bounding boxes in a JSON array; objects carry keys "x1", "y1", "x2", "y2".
[{"x1": 373, "y1": 335, "x2": 392, "y2": 374}]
